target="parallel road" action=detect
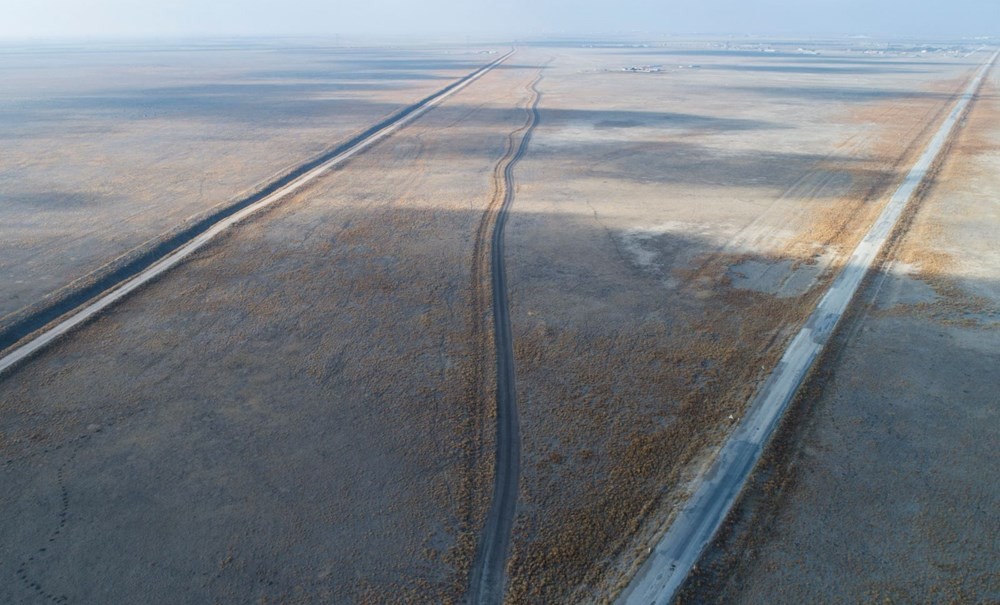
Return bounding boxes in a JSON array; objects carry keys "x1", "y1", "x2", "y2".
[
  {"x1": 617, "y1": 49, "x2": 1000, "y2": 605},
  {"x1": 467, "y1": 71, "x2": 543, "y2": 605},
  {"x1": 0, "y1": 49, "x2": 514, "y2": 376}
]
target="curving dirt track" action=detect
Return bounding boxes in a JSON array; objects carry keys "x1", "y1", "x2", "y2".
[
  {"x1": 0, "y1": 49, "x2": 538, "y2": 604},
  {"x1": 468, "y1": 69, "x2": 544, "y2": 605},
  {"x1": 0, "y1": 41, "x2": 988, "y2": 605}
]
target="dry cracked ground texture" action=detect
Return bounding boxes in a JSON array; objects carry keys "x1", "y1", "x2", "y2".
[
  {"x1": 678, "y1": 59, "x2": 1000, "y2": 605},
  {"x1": 0, "y1": 43, "x2": 990, "y2": 604}
]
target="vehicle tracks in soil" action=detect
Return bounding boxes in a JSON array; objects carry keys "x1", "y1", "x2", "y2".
[{"x1": 467, "y1": 67, "x2": 544, "y2": 605}]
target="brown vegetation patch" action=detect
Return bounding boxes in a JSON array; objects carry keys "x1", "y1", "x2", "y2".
[
  {"x1": 503, "y1": 250, "x2": 827, "y2": 603},
  {"x1": 787, "y1": 73, "x2": 965, "y2": 261},
  {"x1": 676, "y1": 58, "x2": 1000, "y2": 605},
  {"x1": 876, "y1": 69, "x2": 1000, "y2": 327}
]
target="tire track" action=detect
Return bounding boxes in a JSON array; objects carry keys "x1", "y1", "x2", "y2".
[
  {"x1": 0, "y1": 49, "x2": 514, "y2": 376},
  {"x1": 467, "y1": 69, "x2": 543, "y2": 605}
]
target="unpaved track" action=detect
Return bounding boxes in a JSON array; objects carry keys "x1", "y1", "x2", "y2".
[
  {"x1": 0, "y1": 49, "x2": 513, "y2": 374},
  {"x1": 617, "y1": 49, "x2": 1000, "y2": 605},
  {"x1": 0, "y1": 55, "x2": 540, "y2": 604},
  {"x1": 468, "y1": 70, "x2": 543, "y2": 605}
]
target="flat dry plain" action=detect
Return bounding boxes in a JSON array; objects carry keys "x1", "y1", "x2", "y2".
[
  {"x1": 0, "y1": 41, "x2": 497, "y2": 322},
  {"x1": 503, "y1": 43, "x2": 982, "y2": 602},
  {"x1": 0, "y1": 42, "x2": 528, "y2": 603},
  {"x1": 678, "y1": 52, "x2": 1000, "y2": 605},
  {"x1": 0, "y1": 39, "x2": 990, "y2": 604}
]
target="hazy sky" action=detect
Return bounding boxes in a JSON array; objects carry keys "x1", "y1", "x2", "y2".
[{"x1": 2, "y1": 0, "x2": 997, "y2": 39}]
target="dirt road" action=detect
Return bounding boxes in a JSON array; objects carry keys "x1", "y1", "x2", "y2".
[
  {"x1": 0, "y1": 42, "x2": 984, "y2": 605},
  {"x1": 0, "y1": 49, "x2": 538, "y2": 604},
  {"x1": 468, "y1": 70, "x2": 544, "y2": 605}
]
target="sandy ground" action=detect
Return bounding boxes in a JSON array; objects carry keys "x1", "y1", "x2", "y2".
[
  {"x1": 0, "y1": 54, "x2": 535, "y2": 604},
  {"x1": 678, "y1": 54, "x2": 1000, "y2": 604},
  {"x1": 0, "y1": 41, "x2": 500, "y2": 321},
  {"x1": 0, "y1": 40, "x2": 990, "y2": 604},
  {"x1": 500, "y1": 43, "x2": 981, "y2": 602}
]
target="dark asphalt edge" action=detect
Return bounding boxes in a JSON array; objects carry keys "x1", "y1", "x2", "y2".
[{"x1": 0, "y1": 49, "x2": 513, "y2": 358}]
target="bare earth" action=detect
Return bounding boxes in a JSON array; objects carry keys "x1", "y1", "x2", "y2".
[
  {"x1": 0, "y1": 40, "x2": 993, "y2": 604},
  {"x1": 0, "y1": 49, "x2": 531, "y2": 604},
  {"x1": 502, "y1": 44, "x2": 979, "y2": 602},
  {"x1": 0, "y1": 41, "x2": 497, "y2": 320},
  {"x1": 678, "y1": 54, "x2": 1000, "y2": 605}
]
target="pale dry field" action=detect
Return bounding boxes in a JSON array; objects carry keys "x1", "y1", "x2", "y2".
[
  {"x1": 0, "y1": 41, "x2": 498, "y2": 322},
  {"x1": 679, "y1": 55, "x2": 1000, "y2": 605},
  {"x1": 0, "y1": 40, "x2": 991, "y2": 604},
  {"x1": 0, "y1": 50, "x2": 534, "y2": 603},
  {"x1": 502, "y1": 42, "x2": 982, "y2": 602}
]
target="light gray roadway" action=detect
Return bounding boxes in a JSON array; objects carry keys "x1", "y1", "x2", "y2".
[
  {"x1": 0, "y1": 49, "x2": 514, "y2": 377},
  {"x1": 617, "y1": 49, "x2": 1000, "y2": 605}
]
